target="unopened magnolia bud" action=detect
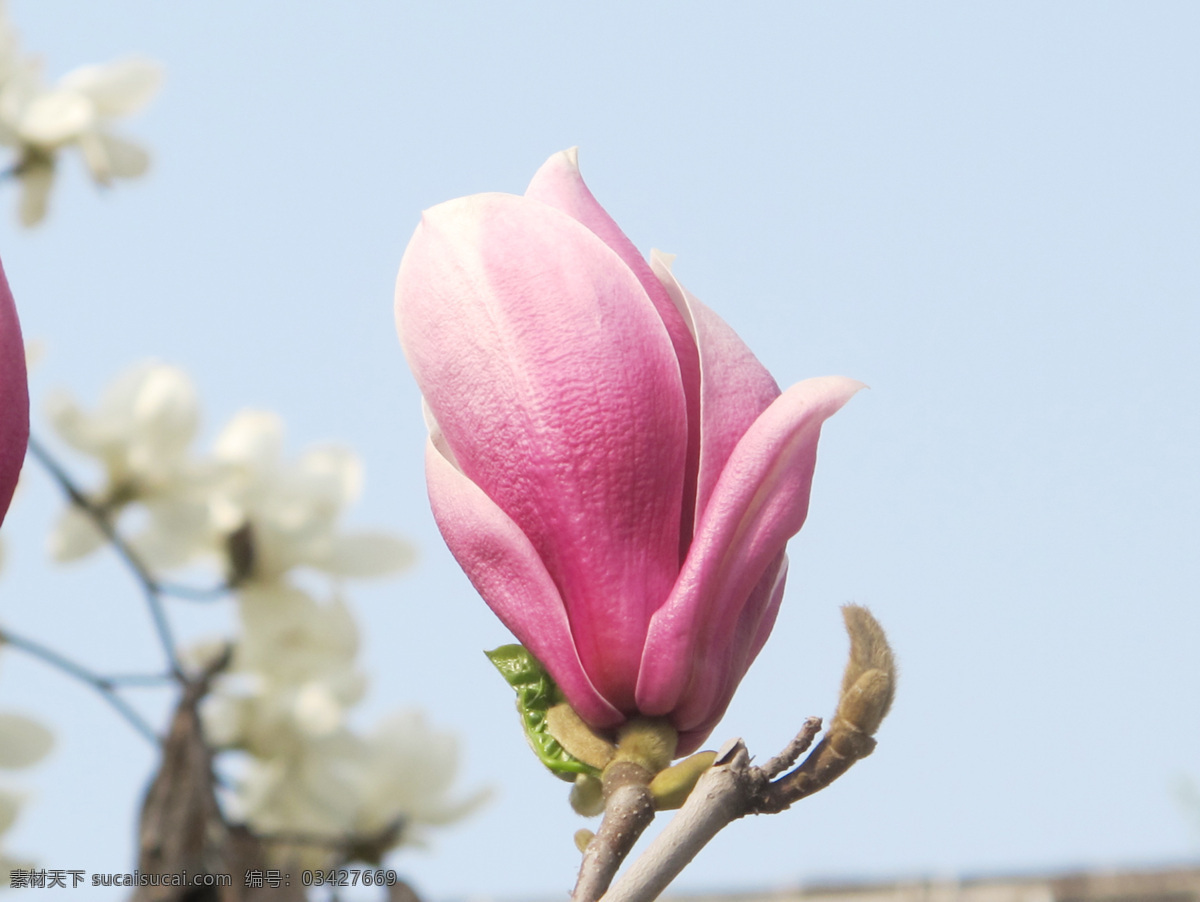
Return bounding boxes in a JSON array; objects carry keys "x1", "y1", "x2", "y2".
[
  {"x1": 835, "y1": 666, "x2": 894, "y2": 737},
  {"x1": 833, "y1": 605, "x2": 896, "y2": 739},
  {"x1": 828, "y1": 727, "x2": 877, "y2": 760},
  {"x1": 545, "y1": 704, "x2": 617, "y2": 770},
  {"x1": 612, "y1": 717, "x2": 678, "y2": 774},
  {"x1": 772, "y1": 607, "x2": 897, "y2": 804},
  {"x1": 569, "y1": 773, "x2": 605, "y2": 817},
  {"x1": 648, "y1": 751, "x2": 717, "y2": 810},
  {"x1": 825, "y1": 608, "x2": 894, "y2": 760},
  {"x1": 574, "y1": 828, "x2": 595, "y2": 853}
]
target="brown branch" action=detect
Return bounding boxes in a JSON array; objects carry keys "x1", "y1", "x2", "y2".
[{"x1": 572, "y1": 761, "x2": 657, "y2": 902}]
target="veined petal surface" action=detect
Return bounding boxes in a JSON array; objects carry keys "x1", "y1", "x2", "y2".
[
  {"x1": 394, "y1": 151, "x2": 863, "y2": 754},
  {"x1": 526, "y1": 151, "x2": 703, "y2": 545},
  {"x1": 650, "y1": 250, "x2": 780, "y2": 529},
  {"x1": 396, "y1": 192, "x2": 689, "y2": 710},
  {"x1": 424, "y1": 433, "x2": 621, "y2": 729},
  {"x1": 672, "y1": 554, "x2": 789, "y2": 755}
]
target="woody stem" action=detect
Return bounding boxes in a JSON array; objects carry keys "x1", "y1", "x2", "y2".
[{"x1": 572, "y1": 760, "x2": 656, "y2": 902}]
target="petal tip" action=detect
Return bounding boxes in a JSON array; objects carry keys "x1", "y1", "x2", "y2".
[{"x1": 649, "y1": 248, "x2": 677, "y2": 269}]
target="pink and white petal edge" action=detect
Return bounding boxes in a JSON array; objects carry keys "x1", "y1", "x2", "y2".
[
  {"x1": 425, "y1": 433, "x2": 623, "y2": 729},
  {"x1": 636, "y1": 375, "x2": 865, "y2": 719},
  {"x1": 671, "y1": 552, "x2": 788, "y2": 745},
  {"x1": 650, "y1": 250, "x2": 781, "y2": 526},
  {"x1": 526, "y1": 151, "x2": 705, "y2": 540}
]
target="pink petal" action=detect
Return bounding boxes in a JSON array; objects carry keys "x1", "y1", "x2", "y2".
[
  {"x1": 649, "y1": 251, "x2": 780, "y2": 530},
  {"x1": 0, "y1": 259, "x2": 28, "y2": 526},
  {"x1": 526, "y1": 150, "x2": 703, "y2": 556},
  {"x1": 635, "y1": 376, "x2": 864, "y2": 726},
  {"x1": 425, "y1": 432, "x2": 622, "y2": 729},
  {"x1": 395, "y1": 192, "x2": 688, "y2": 712},
  {"x1": 671, "y1": 553, "x2": 788, "y2": 752}
]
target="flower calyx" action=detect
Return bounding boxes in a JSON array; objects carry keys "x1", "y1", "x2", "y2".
[
  {"x1": 485, "y1": 644, "x2": 606, "y2": 781},
  {"x1": 486, "y1": 644, "x2": 722, "y2": 814}
]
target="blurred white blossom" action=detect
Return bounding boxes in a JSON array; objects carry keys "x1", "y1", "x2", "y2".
[
  {"x1": 44, "y1": 357, "x2": 473, "y2": 865},
  {"x1": 200, "y1": 583, "x2": 484, "y2": 864},
  {"x1": 201, "y1": 584, "x2": 365, "y2": 758},
  {"x1": 0, "y1": 712, "x2": 51, "y2": 771},
  {"x1": 352, "y1": 711, "x2": 489, "y2": 841},
  {"x1": 45, "y1": 361, "x2": 221, "y2": 569},
  {"x1": 225, "y1": 709, "x2": 486, "y2": 867},
  {"x1": 0, "y1": 2, "x2": 162, "y2": 225},
  {"x1": 0, "y1": 700, "x2": 53, "y2": 887},
  {"x1": 211, "y1": 411, "x2": 414, "y2": 584},
  {"x1": 47, "y1": 361, "x2": 416, "y2": 589}
]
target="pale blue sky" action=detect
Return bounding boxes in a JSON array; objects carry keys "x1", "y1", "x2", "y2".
[{"x1": 1, "y1": 2, "x2": 1198, "y2": 899}]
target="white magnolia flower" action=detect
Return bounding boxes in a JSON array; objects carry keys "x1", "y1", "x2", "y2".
[
  {"x1": 201, "y1": 584, "x2": 365, "y2": 758},
  {"x1": 46, "y1": 360, "x2": 223, "y2": 569},
  {"x1": 211, "y1": 411, "x2": 414, "y2": 584},
  {"x1": 0, "y1": 4, "x2": 162, "y2": 225},
  {"x1": 352, "y1": 710, "x2": 489, "y2": 842},
  {"x1": 200, "y1": 583, "x2": 367, "y2": 868},
  {"x1": 231, "y1": 712, "x2": 486, "y2": 866},
  {"x1": 235, "y1": 733, "x2": 363, "y2": 835},
  {"x1": 198, "y1": 582, "x2": 486, "y2": 859}
]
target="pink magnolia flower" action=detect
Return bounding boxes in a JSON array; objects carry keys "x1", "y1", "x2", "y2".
[
  {"x1": 0, "y1": 258, "x2": 28, "y2": 526},
  {"x1": 395, "y1": 150, "x2": 861, "y2": 755}
]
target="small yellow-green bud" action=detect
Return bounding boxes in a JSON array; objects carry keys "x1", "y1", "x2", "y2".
[
  {"x1": 574, "y1": 829, "x2": 595, "y2": 853},
  {"x1": 611, "y1": 717, "x2": 678, "y2": 775},
  {"x1": 569, "y1": 772, "x2": 605, "y2": 817},
  {"x1": 648, "y1": 751, "x2": 717, "y2": 810}
]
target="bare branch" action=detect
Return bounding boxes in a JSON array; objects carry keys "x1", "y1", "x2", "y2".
[
  {"x1": 600, "y1": 606, "x2": 899, "y2": 902},
  {"x1": 600, "y1": 741, "x2": 756, "y2": 902},
  {"x1": 759, "y1": 717, "x2": 822, "y2": 779},
  {"x1": 0, "y1": 627, "x2": 161, "y2": 744},
  {"x1": 28, "y1": 434, "x2": 212, "y2": 677}
]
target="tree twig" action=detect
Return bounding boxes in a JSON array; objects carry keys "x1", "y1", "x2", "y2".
[
  {"x1": 760, "y1": 719, "x2": 822, "y2": 779},
  {"x1": 602, "y1": 605, "x2": 899, "y2": 902},
  {"x1": 102, "y1": 672, "x2": 177, "y2": 687},
  {"x1": 599, "y1": 719, "x2": 822, "y2": 902},
  {"x1": 572, "y1": 761, "x2": 657, "y2": 902},
  {"x1": 0, "y1": 627, "x2": 161, "y2": 744},
  {"x1": 28, "y1": 434, "x2": 191, "y2": 678}
]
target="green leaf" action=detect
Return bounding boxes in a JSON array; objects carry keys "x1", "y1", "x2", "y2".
[{"x1": 485, "y1": 645, "x2": 601, "y2": 782}]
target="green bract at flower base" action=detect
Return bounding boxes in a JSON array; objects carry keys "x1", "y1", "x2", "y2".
[{"x1": 485, "y1": 644, "x2": 610, "y2": 782}]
